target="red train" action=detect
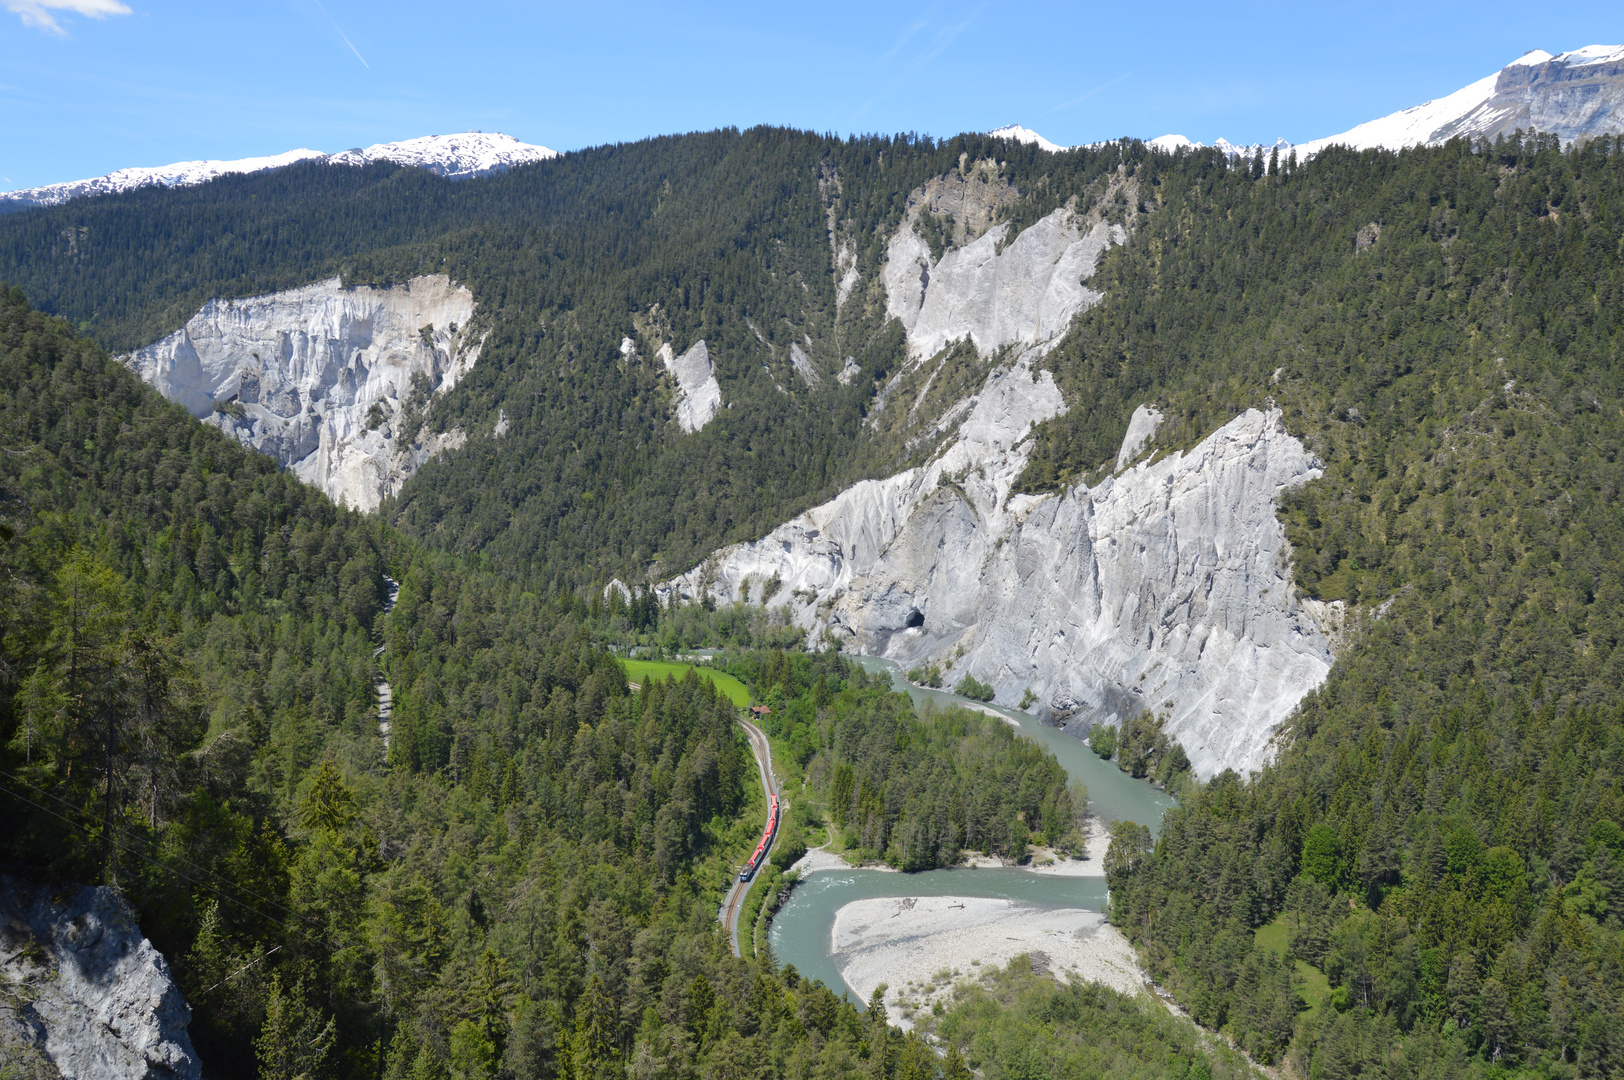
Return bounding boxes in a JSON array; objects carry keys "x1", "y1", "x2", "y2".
[{"x1": 739, "y1": 794, "x2": 780, "y2": 882}]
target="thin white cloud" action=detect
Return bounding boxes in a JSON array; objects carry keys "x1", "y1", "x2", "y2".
[
  {"x1": 5, "y1": 0, "x2": 132, "y2": 35},
  {"x1": 309, "y1": 0, "x2": 369, "y2": 69},
  {"x1": 878, "y1": 19, "x2": 928, "y2": 62},
  {"x1": 1048, "y1": 72, "x2": 1134, "y2": 113}
]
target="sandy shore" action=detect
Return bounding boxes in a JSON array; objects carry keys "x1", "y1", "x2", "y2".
[
  {"x1": 963, "y1": 702, "x2": 1019, "y2": 726},
  {"x1": 947, "y1": 819, "x2": 1110, "y2": 876},
  {"x1": 791, "y1": 819, "x2": 1111, "y2": 878},
  {"x1": 791, "y1": 845, "x2": 855, "y2": 874},
  {"x1": 831, "y1": 894, "x2": 1145, "y2": 1030},
  {"x1": 1025, "y1": 820, "x2": 1111, "y2": 876}
]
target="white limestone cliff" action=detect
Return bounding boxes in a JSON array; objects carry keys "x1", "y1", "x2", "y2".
[
  {"x1": 123, "y1": 274, "x2": 480, "y2": 511},
  {"x1": 1, "y1": 877, "x2": 201, "y2": 1080},
  {"x1": 665, "y1": 172, "x2": 1333, "y2": 777},
  {"x1": 660, "y1": 340, "x2": 723, "y2": 432},
  {"x1": 1115, "y1": 403, "x2": 1165, "y2": 469},
  {"x1": 883, "y1": 207, "x2": 1125, "y2": 362},
  {"x1": 665, "y1": 386, "x2": 1334, "y2": 778}
]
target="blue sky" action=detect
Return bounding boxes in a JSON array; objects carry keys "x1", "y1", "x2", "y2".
[{"x1": 2, "y1": 0, "x2": 1620, "y2": 191}]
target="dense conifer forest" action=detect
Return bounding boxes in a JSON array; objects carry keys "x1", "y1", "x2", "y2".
[
  {"x1": 0, "y1": 289, "x2": 1176, "y2": 1078},
  {"x1": 1058, "y1": 134, "x2": 1624, "y2": 1078},
  {"x1": 0, "y1": 128, "x2": 1126, "y2": 588},
  {"x1": 2, "y1": 123, "x2": 1624, "y2": 1079}
]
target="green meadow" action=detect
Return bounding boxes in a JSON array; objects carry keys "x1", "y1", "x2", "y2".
[{"x1": 621, "y1": 659, "x2": 752, "y2": 708}]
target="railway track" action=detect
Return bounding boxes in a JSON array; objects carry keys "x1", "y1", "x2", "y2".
[{"x1": 718, "y1": 715, "x2": 779, "y2": 957}]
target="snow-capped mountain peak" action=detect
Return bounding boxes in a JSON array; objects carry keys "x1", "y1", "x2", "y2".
[
  {"x1": 986, "y1": 124, "x2": 1070, "y2": 153},
  {"x1": 2, "y1": 132, "x2": 558, "y2": 211},
  {"x1": 1, "y1": 149, "x2": 327, "y2": 211},
  {"x1": 1145, "y1": 134, "x2": 1195, "y2": 152},
  {"x1": 1294, "y1": 45, "x2": 1624, "y2": 156},
  {"x1": 324, "y1": 132, "x2": 557, "y2": 181}
]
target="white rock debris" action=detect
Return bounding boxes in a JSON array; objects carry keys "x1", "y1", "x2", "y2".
[
  {"x1": 837, "y1": 358, "x2": 863, "y2": 386},
  {"x1": 831, "y1": 896, "x2": 1144, "y2": 1031},
  {"x1": 660, "y1": 340, "x2": 723, "y2": 432},
  {"x1": 123, "y1": 274, "x2": 480, "y2": 512},
  {"x1": 790, "y1": 343, "x2": 820, "y2": 387},
  {"x1": 1, "y1": 877, "x2": 201, "y2": 1080},
  {"x1": 883, "y1": 207, "x2": 1125, "y2": 361}
]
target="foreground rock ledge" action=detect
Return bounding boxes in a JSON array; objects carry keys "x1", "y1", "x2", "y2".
[{"x1": 1, "y1": 876, "x2": 201, "y2": 1080}]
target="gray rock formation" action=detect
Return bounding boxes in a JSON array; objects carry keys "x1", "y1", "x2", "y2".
[
  {"x1": 664, "y1": 168, "x2": 1336, "y2": 777},
  {"x1": 1114, "y1": 404, "x2": 1165, "y2": 470},
  {"x1": 884, "y1": 209, "x2": 1125, "y2": 362},
  {"x1": 1296, "y1": 45, "x2": 1624, "y2": 157},
  {"x1": 660, "y1": 340, "x2": 723, "y2": 432},
  {"x1": 1466, "y1": 46, "x2": 1624, "y2": 143},
  {"x1": 1, "y1": 877, "x2": 200, "y2": 1080},
  {"x1": 790, "y1": 343, "x2": 820, "y2": 387},
  {"x1": 122, "y1": 274, "x2": 480, "y2": 511},
  {"x1": 665, "y1": 379, "x2": 1337, "y2": 777}
]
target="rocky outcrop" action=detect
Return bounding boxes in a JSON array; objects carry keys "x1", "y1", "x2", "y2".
[
  {"x1": 1296, "y1": 45, "x2": 1624, "y2": 157},
  {"x1": 883, "y1": 208, "x2": 1125, "y2": 362},
  {"x1": 122, "y1": 274, "x2": 480, "y2": 511},
  {"x1": 1115, "y1": 404, "x2": 1164, "y2": 469},
  {"x1": 1, "y1": 877, "x2": 200, "y2": 1080},
  {"x1": 660, "y1": 340, "x2": 723, "y2": 432},
  {"x1": 664, "y1": 377, "x2": 1336, "y2": 777}
]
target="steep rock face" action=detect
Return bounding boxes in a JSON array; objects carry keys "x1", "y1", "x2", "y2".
[
  {"x1": 123, "y1": 274, "x2": 480, "y2": 511},
  {"x1": 883, "y1": 209, "x2": 1125, "y2": 361},
  {"x1": 665, "y1": 173, "x2": 1330, "y2": 777},
  {"x1": 665, "y1": 387, "x2": 1335, "y2": 778},
  {"x1": 1296, "y1": 45, "x2": 1624, "y2": 156},
  {"x1": 0, "y1": 877, "x2": 201, "y2": 1080},
  {"x1": 660, "y1": 340, "x2": 723, "y2": 432}
]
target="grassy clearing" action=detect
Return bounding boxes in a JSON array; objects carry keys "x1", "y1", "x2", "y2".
[
  {"x1": 621, "y1": 659, "x2": 751, "y2": 707},
  {"x1": 1252, "y1": 915, "x2": 1331, "y2": 1017}
]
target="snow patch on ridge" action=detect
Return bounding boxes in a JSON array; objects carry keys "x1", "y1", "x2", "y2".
[
  {"x1": 0, "y1": 149, "x2": 326, "y2": 210},
  {"x1": 3, "y1": 132, "x2": 556, "y2": 210},
  {"x1": 324, "y1": 132, "x2": 558, "y2": 180},
  {"x1": 986, "y1": 124, "x2": 1070, "y2": 153}
]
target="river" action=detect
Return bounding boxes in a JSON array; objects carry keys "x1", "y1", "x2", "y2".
[{"x1": 767, "y1": 656, "x2": 1175, "y2": 1002}]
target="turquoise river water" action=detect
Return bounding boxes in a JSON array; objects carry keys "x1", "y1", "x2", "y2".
[{"x1": 766, "y1": 656, "x2": 1175, "y2": 1002}]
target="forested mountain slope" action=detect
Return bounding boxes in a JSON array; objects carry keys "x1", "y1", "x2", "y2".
[
  {"x1": 1, "y1": 288, "x2": 1230, "y2": 1079},
  {"x1": 0, "y1": 129, "x2": 1128, "y2": 587},
  {"x1": 0, "y1": 288, "x2": 823, "y2": 1077},
  {"x1": 1075, "y1": 137, "x2": 1624, "y2": 1075},
  {"x1": 5, "y1": 121, "x2": 1624, "y2": 1077}
]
